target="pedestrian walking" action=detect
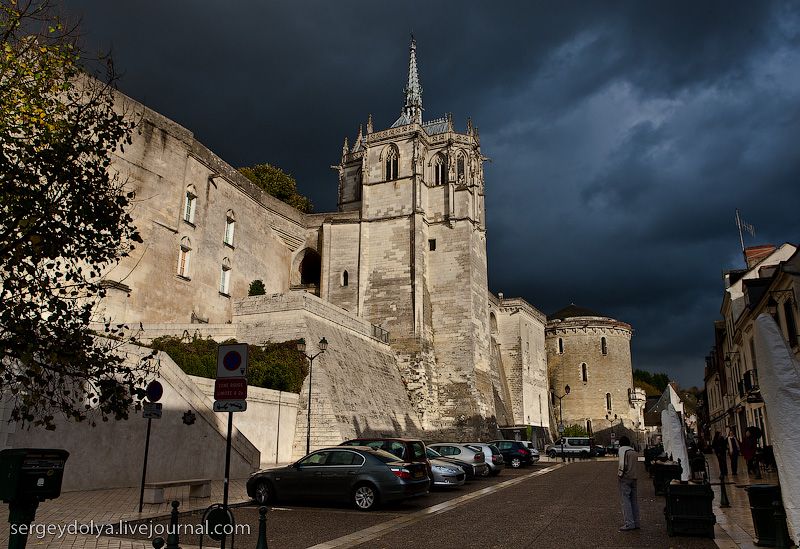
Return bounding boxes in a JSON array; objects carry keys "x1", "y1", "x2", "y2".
[
  {"x1": 712, "y1": 431, "x2": 728, "y2": 477},
  {"x1": 617, "y1": 435, "x2": 640, "y2": 531},
  {"x1": 741, "y1": 427, "x2": 762, "y2": 479},
  {"x1": 727, "y1": 427, "x2": 740, "y2": 476}
]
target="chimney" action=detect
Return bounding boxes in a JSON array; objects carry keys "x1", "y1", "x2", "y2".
[{"x1": 744, "y1": 244, "x2": 776, "y2": 269}]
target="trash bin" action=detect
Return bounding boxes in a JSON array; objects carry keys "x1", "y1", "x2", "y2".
[
  {"x1": 746, "y1": 484, "x2": 781, "y2": 547},
  {"x1": 652, "y1": 462, "x2": 682, "y2": 496},
  {"x1": 664, "y1": 481, "x2": 716, "y2": 538}
]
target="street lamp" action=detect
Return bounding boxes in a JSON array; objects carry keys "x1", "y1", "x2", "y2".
[
  {"x1": 550, "y1": 385, "x2": 570, "y2": 462},
  {"x1": 606, "y1": 413, "x2": 619, "y2": 441},
  {"x1": 297, "y1": 337, "x2": 328, "y2": 455}
]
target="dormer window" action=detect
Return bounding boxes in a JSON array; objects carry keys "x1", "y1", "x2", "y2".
[
  {"x1": 183, "y1": 185, "x2": 197, "y2": 224},
  {"x1": 385, "y1": 148, "x2": 399, "y2": 180}
]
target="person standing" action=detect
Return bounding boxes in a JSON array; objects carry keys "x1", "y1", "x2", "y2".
[
  {"x1": 712, "y1": 431, "x2": 728, "y2": 477},
  {"x1": 727, "y1": 427, "x2": 740, "y2": 476},
  {"x1": 617, "y1": 435, "x2": 640, "y2": 531}
]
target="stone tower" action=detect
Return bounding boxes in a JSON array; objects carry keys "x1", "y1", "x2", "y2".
[
  {"x1": 328, "y1": 38, "x2": 494, "y2": 437},
  {"x1": 545, "y1": 304, "x2": 638, "y2": 443}
]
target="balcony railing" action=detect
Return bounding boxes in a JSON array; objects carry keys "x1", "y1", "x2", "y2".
[{"x1": 371, "y1": 324, "x2": 390, "y2": 344}]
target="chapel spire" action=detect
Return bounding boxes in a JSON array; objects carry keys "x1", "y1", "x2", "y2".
[{"x1": 403, "y1": 35, "x2": 423, "y2": 125}]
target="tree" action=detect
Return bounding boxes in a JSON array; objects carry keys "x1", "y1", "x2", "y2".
[
  {"x1": 562, "y1": 424, "x2": 589, "y2": 437},
  {"x1": 248, "y1": 279, "x2": 266, "y2": 296},
  {"x1": 239, "y1": 163, "x2": 313, "y2": 213},
  {"x1": 0, "y1": 1, "x2": 155, "y2": 428}
]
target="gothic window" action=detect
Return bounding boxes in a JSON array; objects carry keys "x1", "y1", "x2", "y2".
[
  {"x1": 434, "y1": 155, "x2": 447, "y2": 185},
  {"x1": 581, "y1": 363, "x2": 588, "y2": 382},
  {"x1": 183, "y1": 185, "x2": 197, "y2": 224},
  {"x1": 784, "y1": 300, "x2": 797, "y2": 346},
  {"x1": 606, "y1": 393, "x2": 612, "y2": 412},
  {"x1": 219, "y1": 257, "x2": 231, "y2": 295},
  {"x1": 601, "y1": 337, "x2": 608, "y2": 355},
  {"x1": 385, "y1": 147, "x2": 399, "y2": 180},
  {"x1": 456, "y1": 153, "x2": 465, "y2": 182},
  {"x1": 354, "y1": 169, "x2": 362, "y2": 201},
  {"x1": 586, "y1": 420, "x2": 592, "y2": 434},
  {"x1": 558, "y1": 338, "x2": 564, "y2": 354},
  {"x1": 342, "y1": 270, "x2": 349, "y2": 287},
  {"x1": 224, "y1": 210, "x2": 235, "y2": 246},
  {"x1": 177, "y1": 237, "x2": 192, "y2": 278}
]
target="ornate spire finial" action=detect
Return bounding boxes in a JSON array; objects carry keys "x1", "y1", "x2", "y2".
[
  {"x1": 467, "y1": 117, "x2": 473, "y2": 135},
  {"x1": 447, "y1": 112, "x2": 453, "y2": 132},
  {"x1": 342, "y1": 137, "x2": 349, "y2": 157},
  {"x1": 367, "y1": 113, "x2": 373, "y2": 134},
  {"x1": 403, "y1": 35, "x2": 423, "y2": 125},
  {"x1": 354, "y1": 124, "x2": 363, "y2": 150}
]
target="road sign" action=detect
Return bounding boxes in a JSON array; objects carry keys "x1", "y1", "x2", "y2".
[
  {"x1": 143, "y1": 402, "x2": 162, "y2": 419},
  {"x1": 145, "y1": 380, "x2": 163, "y2": 403},
  {"x1": 557, "y1": 423, "x2": 565, "y2": 434},
  {"x1": 216, "y1": 344, "x2": 248, "y2": 379},
  {"x1": 213, "y1": 400, "x2": 247, "y2": 412},
  {"x1": 611, "y1": 432, "x2": 616, "y2": 441},
  {"x1": 214, "y1": 378, "x2": 248, "y2": 400}
]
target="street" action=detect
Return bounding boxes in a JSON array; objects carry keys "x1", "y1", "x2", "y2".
[{"x1": 113, "y1": 460, "x2": 717, "y2": 549}]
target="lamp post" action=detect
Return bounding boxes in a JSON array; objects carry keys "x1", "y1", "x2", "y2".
[
  {"x1": 297, "y1": 337, "x2": 328, "y2": 455},
  {"x1": 550, "y1": 385, "x2": 571, "y2": 462},
  {"x1": 606, "y1": 413, "x2": 619, "y2": 442}
]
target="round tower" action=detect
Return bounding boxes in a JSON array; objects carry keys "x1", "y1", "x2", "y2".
[{"x1": 545, "y1": 304, "x2": 637, "y2": 445}]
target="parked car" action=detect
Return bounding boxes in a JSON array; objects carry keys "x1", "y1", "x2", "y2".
[
  {"x1": 340, "y1": 438, "x2": 431, "y2": 478},
  {"x1": 489, "y1": 440, "x2": 537, "y2": 468},
  {"x1": 606, "y1": 441, "x2": 620, "y2": 456},
  {"x1": 246, "y1": 446, "x2": 429, "y2": 511},
  {"x1": 466, "y1": 443, "x2": 505, "y2": 475},
  {"x1": 594, "y1": 445, "x2": 607, "y2": 457},
  {"x1": 428, "y1": 458, "x2": 466, "y2": 488},
  {"x1": 545, "y1": 437, "x2": 594, "y2": 459},
  {"x1": 425, "y1": 446, "x2": 489, "y2": 479}
]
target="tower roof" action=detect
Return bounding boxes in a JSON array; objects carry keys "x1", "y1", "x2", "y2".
[
  {"x1": 548, "y1": 303, "x2": 607, "y2": 320},
  {"x1": 392, "y1": 36, "x2": 423, "y2": 127}
]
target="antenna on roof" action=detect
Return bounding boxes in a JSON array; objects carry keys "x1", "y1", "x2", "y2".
[{"x1": 735, "y1": 208, "x2": 755, "y2": 257}]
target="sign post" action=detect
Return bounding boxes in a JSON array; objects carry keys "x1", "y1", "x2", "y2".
[{"x1": 139, "y1": 380, "x2": 163, "y2": 513}]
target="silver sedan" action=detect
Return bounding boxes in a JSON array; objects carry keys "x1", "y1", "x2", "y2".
[{"x1": 429, "y1": 458, "x2": 466, "y2": 488}]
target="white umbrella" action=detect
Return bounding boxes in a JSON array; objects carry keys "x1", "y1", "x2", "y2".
[
  {"x1": 754, "y1": 313, "x2": 800, "y2": 543},
  {"x1": 661, "y1": 404, "x2": 690, "y2": 480}
]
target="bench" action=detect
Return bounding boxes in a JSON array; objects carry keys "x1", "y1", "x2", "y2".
[{"x1": 143, "y1": 479, "x2": 211, "y2": 504}]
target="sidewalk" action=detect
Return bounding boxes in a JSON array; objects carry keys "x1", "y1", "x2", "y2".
[
  {"x1": 0, "y1": 478, "x2": 251, "y2": 548},
  {"x1": 706, "y1": 454, "x2": 781, "y2": 549}
]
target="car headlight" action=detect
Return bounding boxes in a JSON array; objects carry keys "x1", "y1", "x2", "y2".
[{"x1": 432, "y1": 465, "x2": 459, "y2": 474}]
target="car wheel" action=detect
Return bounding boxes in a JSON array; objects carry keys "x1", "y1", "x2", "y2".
[
  {"x1": 353, "y1": 483, "x2": 378, "y2": 511},
  {"x1": 547, "y1": 450, "x2": 557, "y2": 459},
  {"x1": 480, "y1": 466, "x2": 491, "y2": 477},
  {"x1": 510, "y1": 457, "x2": 522, "y2": 468},
  {"x1": 254, "y1": 479, "x2": 273, "y2": 505}
]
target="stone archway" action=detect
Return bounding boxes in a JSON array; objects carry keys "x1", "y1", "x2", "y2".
[{"x1": 291, "y1": 248, "x2": 321, "y2": 293}]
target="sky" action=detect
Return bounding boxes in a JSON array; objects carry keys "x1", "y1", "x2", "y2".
[{"x1": 64, "y1": 1, "x2": 800, "y2": 387}]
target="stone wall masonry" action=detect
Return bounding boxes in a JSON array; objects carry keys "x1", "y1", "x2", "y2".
[
  {"x1": 190, "y1": 377, "x2": 298, "y2": 466},
  {"x1": 89, "y1": 322, "x2": 240, "y2": 345},
  {"x1": 229, "y1": 292, "x2": 423, "y2": 458},
  {"x1": 6, "y1": 344, "x2": 259, "y2": 490}
]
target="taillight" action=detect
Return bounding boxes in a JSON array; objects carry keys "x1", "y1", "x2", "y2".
[
  {"x1": 518, "y1": 448, "x2": 529, "y2": 455},
  {"x1": 390, "y1": 467, "x2": 412, "y2": 480},
  {"x1": 474, "y1": 452, "x2": 485, "y2": 462},
  {"x1": 492, "y1": 455, "x2": 500, "y2": 462}
]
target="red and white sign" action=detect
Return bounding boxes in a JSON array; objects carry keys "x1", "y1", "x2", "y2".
[
  {"x1": 216, "y1": 344, "x2": 248, "y2": 379},
  {"x1": 214, "y1": 377, "x2": 248, "y2": 401}
]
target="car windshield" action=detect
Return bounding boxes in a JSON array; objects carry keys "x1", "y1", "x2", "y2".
[
  {"x1": 426, "y1": 448, "x2": 442, "y2": 458},
  {"x1": 370, "y1": 449, "x2": 408, "y2": 463}
]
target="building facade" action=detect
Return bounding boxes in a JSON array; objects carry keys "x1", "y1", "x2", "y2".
[{"x1": 545, "y1": 304, "x2": 645, "y2": 444}]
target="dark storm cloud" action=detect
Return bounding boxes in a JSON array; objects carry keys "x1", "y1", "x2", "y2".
[{"x1": 65, "y1": 1, "x2": 800, "y2": 386}]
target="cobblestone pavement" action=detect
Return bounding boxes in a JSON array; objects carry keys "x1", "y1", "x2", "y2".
[{"x1": 2, "y1": 457, "x2": 777, "y2": 548}]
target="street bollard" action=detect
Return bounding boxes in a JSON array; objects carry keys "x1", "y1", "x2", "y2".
[
  {"x1": 152, "y1": 538, "x2": 165, "y2": 549},
  {"x1": 773, "y1": 500, "x2": 791, "y2": 549},
  {"x1": 166, "y1": 500, "x2": 180, "y2": 549},
  {"x1": 719, "y1": 475, "x2": 730, "y2": 508},
  {"x1": 256, "y1": 506, "x2": 269, "y2": 549}
]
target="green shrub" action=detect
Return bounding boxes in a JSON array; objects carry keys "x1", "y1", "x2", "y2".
[
  {"x1": 149, "y1": 336, "x2": 307, "y2": 393},
  {"x1": 248, "y1": 280, "x2": 266, "y2": 296}
]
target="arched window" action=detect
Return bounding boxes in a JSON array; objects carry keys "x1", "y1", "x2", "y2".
[
  {"x1": 434, "y1": 155, "x2": 447, "y2": 185},
  {"x1": 342, "y1": 270, "x2": 349, "y2": 287},
  {"x1": 558, "y1": 338, "x2": 564, "y2": 354},
  {"x1": 177, "y1": 237, "x2": 192, "y2": 278},
  {"x1": 219, "y1": 257, "x2": 231, "y2": 295},
  {"x1": 586, "y1": 420, "x2": 592, "y2": 434},
  {"x1": 601, "y1": 337, "x2": 608, "y2": 355},
  {"x1": 581, "y1": 363, "x2": 588, "y2": 382},
  {"x1": 354, "y1": 169, "x2": 362, "y2": 201},
  {"x1": 606, "y1": 393, "x2": 612, "y2": 412},
  {"x1": 224, "y1": 210, "x2": 235, "y2": 246},
  {"x1": 184, "y1": 185, "x2": 197, "y2": 224},
  {"x1": 385, "y1": 147, "x2": 398, "y2": 180},
  {"x1": 456, "y1": 153, "x2": 465, "y2": 182}
]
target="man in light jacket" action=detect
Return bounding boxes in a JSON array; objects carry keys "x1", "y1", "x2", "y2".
[{"x1": 617, "y1": 435, "x2": 640, "y2": 531}]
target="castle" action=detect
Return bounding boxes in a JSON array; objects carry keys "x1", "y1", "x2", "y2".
[{"x1": 2, "y1": 40, "x2": 643, "y2": 484}]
